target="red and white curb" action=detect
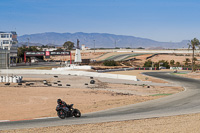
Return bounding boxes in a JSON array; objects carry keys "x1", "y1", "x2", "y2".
[{"x1": 0, "y1": 117, "x2": 57, "y2": 123}]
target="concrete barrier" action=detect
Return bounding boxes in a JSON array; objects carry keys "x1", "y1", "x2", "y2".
[
  {"x1": 52, "y1": 65, "x2": 92, "y2": 70},
  {"x1": 0, "y1": 69, "x2": 138, "y2": 81},
  {"x1": 170, "y1": 67, "x2": 183, "y2": 70}
]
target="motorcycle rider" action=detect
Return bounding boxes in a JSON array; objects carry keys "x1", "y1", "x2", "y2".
[{"x1": 57, "y1": 99, "x2": 69, "y2": 114}]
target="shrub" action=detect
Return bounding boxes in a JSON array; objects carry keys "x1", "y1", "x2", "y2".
[
  {"x1": 143, "y1": 60, "x2": 153, "y2": 67},
  {"x1": 103, "y1": 60, "x2": 118, "y2": 66}
]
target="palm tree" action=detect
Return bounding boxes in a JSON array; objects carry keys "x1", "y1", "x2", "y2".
[
  {"x1": 184, "y1": 58, "x2": 191, "y2": 66},
  {"x1": 170, "y1": 60, "x2": 175, "y2": 67},
  {"x1": 188, "y1": 38, "x2": 200, "y2": 72},
  {"x1": 175, "y1": 62, "x2": 180, "y2": 67}
]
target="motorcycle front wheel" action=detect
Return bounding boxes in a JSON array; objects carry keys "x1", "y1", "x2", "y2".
[{"x1": 57, "y1": 110, "x2": 66, "y2": 119}]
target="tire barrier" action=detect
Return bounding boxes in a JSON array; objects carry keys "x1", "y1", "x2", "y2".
[
  {"x1": 146, "y1": 54, "x2": 158, "y2": 60},
  {"x1": 90, "y1": 80, "x2": 95, "y2": 84},
  {"x1": 182, "y1": 68, "x2": 192, "y2": 70},
  {"x1": 0, "y1": 76, "x2": 23, "y2": 83},
  {"x1": 58, "y1": 84, "x2": 62, "y2": 86},
  {"x1": 97, "y1": 67, "x2": 159, "y2": 73},
  {"x1": 5, "y1": 83, "x2": 10, "y2": 85}
]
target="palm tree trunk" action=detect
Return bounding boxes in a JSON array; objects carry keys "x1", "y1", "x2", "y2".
[{"x1": 192, "y1": 48, "x2": 194, "y2": 72}]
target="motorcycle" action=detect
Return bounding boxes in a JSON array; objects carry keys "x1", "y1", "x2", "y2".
[{"x1": 56, "y1": 104, "x2": 81, "y2": 119}]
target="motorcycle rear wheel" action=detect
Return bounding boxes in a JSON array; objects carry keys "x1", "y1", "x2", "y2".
[{"x1": 73, "y1": 109, "x2": 81, "y2": 117}]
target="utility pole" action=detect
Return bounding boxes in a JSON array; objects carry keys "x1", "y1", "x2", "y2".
[
  {"x1": 27, "y1": 38, "x2": 29, "y2": 47},
  {"x1": 114, "y1": 39, "x2": 120, "y2": 49},
  {"x1": 77, "y1": 39, "x2": 80, "y2": 49},
  {"x1": 152, "y1": 62, "x2": 154, "y2": 70}
]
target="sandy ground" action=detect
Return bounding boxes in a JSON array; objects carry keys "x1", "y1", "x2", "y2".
[
  {"x1": 129, "y1": 54, "x2": 200, "y2": 67},
  {"x1": 0, "y1": 74, "x2": 182, "y2": 121},
  {"x1": 107, "y1": 70, "x2": 171, "y2": 83},
  {"x1": 3, "y1": 113, "x2": 200, "y2": 133},
  {"x1": 150, "y1": 54, "x2": 198, "y2": 64},
  {"x1": 46, "y1": 51, "x2": 152, "y2": 62},
  {"x1": 174, "y1": 71, "x2": 200, "y2": 79},
  {"x1": 45, "y1": 51, "x2": 199, "y2": 68},
  {"x1": 92, "y1": 52, "x2": 200, "y2": 67},
  {"x1": 47, "y1": 52, "x2": 106, "y2": 61}
]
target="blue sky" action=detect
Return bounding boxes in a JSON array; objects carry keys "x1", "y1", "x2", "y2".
[{"x1": 0, "y1": 0, "x2": 200, "y2": 42}]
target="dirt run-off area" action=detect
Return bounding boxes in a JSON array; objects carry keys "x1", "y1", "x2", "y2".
[
  {"x1": 0, "y1": 74, "x2": 183, "y2": 121},
  {"x1": 3, "y1": 70, "x2": 197, "y2": 133}
]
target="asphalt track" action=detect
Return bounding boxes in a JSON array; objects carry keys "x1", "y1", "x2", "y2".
[
  {"x1": 1, "y1": 72, "x2": 200, "y2": 130},
  {"x1": 104, "y1": 53, "x2": 140, "y2": 61}
]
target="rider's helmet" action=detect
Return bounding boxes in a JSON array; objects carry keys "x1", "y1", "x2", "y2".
[{"x1": 57, "y1": 99, "x2": 62, "y2": 105}]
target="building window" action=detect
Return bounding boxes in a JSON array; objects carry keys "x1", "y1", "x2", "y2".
[
  {"x1": 1, "y1": 34, "x2": 10, "y2": 38},
  {"x1": 1, "y1": 34, "x2": 11, "y2": 38},
  {"x1": 3, "y1": 40, "x2": 10, "y2": 44},
  {"x1": 1, "y1": 34, "x2": 6, "y2": 38}
]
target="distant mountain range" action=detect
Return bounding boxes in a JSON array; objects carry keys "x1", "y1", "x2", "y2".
[{"x1": 18, "y1": 32, "x2": 189, "y2": 49}]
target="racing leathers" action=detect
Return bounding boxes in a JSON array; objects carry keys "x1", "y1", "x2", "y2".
[{"x1": 58, "y1": 101, "x2": 69, "y2": 113}]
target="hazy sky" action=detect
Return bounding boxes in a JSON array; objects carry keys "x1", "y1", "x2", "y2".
[{"x1": 0, "y1": 0, "x2": 200, "y2": 42}]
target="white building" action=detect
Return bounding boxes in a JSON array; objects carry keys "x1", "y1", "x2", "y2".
[
  {"x1": 81, "y1": 44, "x2": 90, "y2": 50},
  {"x1": 0, "y1": 31, "x2": 18, "y2": 67},
  {"x1": 42, "y1": 47, "x2": 57, "y2": 51},
  {"x1": 0, "y1": 31, "x2": 18, "y2": 50}
]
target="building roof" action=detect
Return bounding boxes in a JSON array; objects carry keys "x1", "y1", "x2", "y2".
[{"x1": 0, "y1": 31, "x2": 17, "y2": 35}]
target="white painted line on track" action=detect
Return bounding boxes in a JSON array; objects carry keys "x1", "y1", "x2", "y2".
[
  {"x1": 34, "y1": 117, "x2": 57, "y2": 120},
  {"x1": 0, "y1": 120, "x2": 10, "y2": 122},
  {"x1": 0, "y1": 117, "x2": 57, "y2": 122}
]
